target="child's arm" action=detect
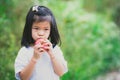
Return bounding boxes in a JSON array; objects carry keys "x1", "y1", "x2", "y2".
[
  {"x1": 19, "y1": 57, "x2": 37, "y2": 80},
  {"x1": 20, "y1": 44, "x2": 44, "y2": 80},
  {"x1": 49, "y1": 52, "x2": 66, "y2": 76},
  {"x1": 43, "y1": 40, "x2": 67, "y2": 76}
]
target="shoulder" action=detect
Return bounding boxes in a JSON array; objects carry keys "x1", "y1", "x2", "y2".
[
  {"x1": 53, "y1": 45, "x2": 63, "y2": 55},
  {"x1": 19, "y1": 46, "x2": 32, "y2": 52},
  {"x1": 17, "y1": 46, "x2": 33, "y2": 56},
  {"x1": 53, "y1": 45, "x2": 61, "y2": 51},
  {"x1": 19, "y1": 46, "x2": 27, "y2": 52}
]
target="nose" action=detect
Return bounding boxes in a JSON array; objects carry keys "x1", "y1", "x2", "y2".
[{"x1": 38, "y1": 30, "x2": 44, "y2": 36}]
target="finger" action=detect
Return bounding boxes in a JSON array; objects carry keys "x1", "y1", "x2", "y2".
[
  {"x1": 39, "y1": 48, "x2": 45, "y2": 52},
  {"x1": 34, "y1": 43, "x2": 40, "y2": 47},
  {"x1": 43, "y1": 43, "x2": 50, "y2": 47},
  {"x1": 34, "y1": 43, "x2": 41, "y2": 50},
  {"x1": 43, "y1": 41, "x2": 52, "y2": 46},
  {"x1": 42, "y1": 46, "x2": 50, "y2": 51}
]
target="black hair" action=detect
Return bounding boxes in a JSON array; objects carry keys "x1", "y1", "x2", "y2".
[{"x1": 21, "y1": 5, "x2": 61, "y2": 47}]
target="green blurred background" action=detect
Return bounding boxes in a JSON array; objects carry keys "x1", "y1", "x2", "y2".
[{"x1": 0, "y1": 0, "x2": 120, "y2": 80}]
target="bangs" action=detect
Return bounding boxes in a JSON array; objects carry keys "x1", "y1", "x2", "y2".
[{"x1": 33, "y1": 15, "x2": 51, "y2": 22}]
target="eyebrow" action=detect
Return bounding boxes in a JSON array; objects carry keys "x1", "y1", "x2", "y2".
[
  {"x1": 32, "y1": 26, "x2": 39, "y2": 28},
  {"x1": 44, "y1": 26, "x2": 50, "y2": 28},
  {"x1": 32, "y1": 26, "x2": 50, "y2": 28}
]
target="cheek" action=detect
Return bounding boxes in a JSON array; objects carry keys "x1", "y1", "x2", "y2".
[
  {"x1": 31, "y1": 32, "x2": 34, "y2": 39},
  {"x1": 32, "y1": 31, "x2": 37, "y2": 38},
  {"x1": 46, "y1": 31, "x2": 50, "y2": 38},
  {"x1": 32, "y1": 31, "x2": 34, "y2": 36}
]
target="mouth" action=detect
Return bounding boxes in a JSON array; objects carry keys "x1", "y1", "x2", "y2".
[
  {"x1": 38, "y1": 37, "x2": 47, "y2": 41},
  {"x1": 36, "y1": 38, "x2": 44, "y2": 41}
]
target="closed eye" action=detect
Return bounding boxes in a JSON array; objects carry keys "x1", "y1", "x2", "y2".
[
  {"x1": 45, "y1": 28, "x2": 49, "y2": 30},
  {"x1": 33, "y1": 27, "x2": 39, "y2": 30},
  {"x1": 45, "y1": 29, "x2": 48, "y2": 30}
]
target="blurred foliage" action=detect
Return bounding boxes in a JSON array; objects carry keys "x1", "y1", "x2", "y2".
[{"x1": 0, "y1": 0, "x2": 120, "y2": 80}]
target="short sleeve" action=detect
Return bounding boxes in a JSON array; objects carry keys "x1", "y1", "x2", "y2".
[
  {"x1": 14, "y1": 47, "x2": 30, "y2": 80},
  {"x1": 53, "y1": 46, "x2": 68, "y2": 73}
]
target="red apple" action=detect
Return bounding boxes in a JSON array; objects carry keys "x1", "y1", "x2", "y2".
[{"x1": 34, "y1": 38, "x2": 44, "y2": 45}]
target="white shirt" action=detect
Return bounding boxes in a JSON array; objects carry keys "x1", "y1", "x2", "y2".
[{"x1": 14, "y1": 45, "x2": 68, "y2": 80}]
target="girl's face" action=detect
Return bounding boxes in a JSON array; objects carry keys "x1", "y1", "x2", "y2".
[{"x1": 32, "y1": 21, "x2": 51, "y2": 41}]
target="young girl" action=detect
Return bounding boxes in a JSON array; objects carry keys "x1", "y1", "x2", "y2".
[{"x1": 14, "y1": 5, "x2": 68, "y2": 80}]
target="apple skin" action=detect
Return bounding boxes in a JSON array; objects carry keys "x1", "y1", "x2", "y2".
[{"x1": 34, "y1": 38, "x2": 44, "y2": 45}]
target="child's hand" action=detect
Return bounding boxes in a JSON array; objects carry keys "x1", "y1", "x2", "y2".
[
  {"x1": 33, "y1": 39, "x2": 53, "y2": 60},
  {"x1": 41, "y1": 39, "x2": 53, "y2": 55},
  {"x1": 33, "y1": 39, "x2": 45, "y2": 60}
]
